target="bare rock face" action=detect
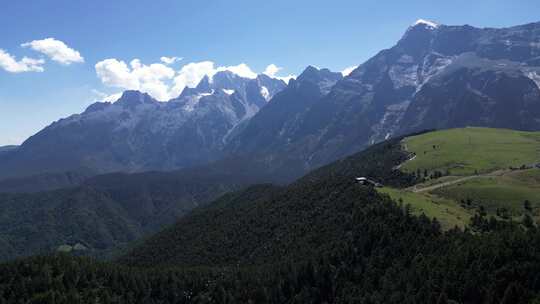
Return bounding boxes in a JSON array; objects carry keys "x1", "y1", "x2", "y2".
[
  {"x1": 226, "y1": 21, "x2": 540, "y2": 178},
  {"x1": 0, "y1": 72, "x2": 285, "y2": 180},
  {"x1": 3, "y1": 21, "x2": 540, "y2": 181}
]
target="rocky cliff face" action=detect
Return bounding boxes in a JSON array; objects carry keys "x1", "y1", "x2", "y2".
[
  {"x1": 3, "y1": 20, "x2": 540, "y2": 181},
  {"x1": 226, "y1": 67, "x2": 342, "y2": 155},
  {"x1": 0, "y1": 72, "x2": 285, "y2": 179},
  {"x1": 226, "y1": 20, "x2": 540, "y2": 177}
]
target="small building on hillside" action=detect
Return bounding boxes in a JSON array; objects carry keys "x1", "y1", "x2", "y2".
[{"x1": 355, "y1": 177, "x2": 383, "y2": 187}]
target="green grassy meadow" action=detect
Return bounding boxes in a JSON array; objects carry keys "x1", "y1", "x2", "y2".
[
  {"x1": 401, "y1": 127, "x2": 540, "y2": 176},
  {"x1": 378, "y1": 187, "x2": 470, "y2": 229},
  {"x1": 380, "y1": 127, "x2": 540, "y2": 229},
  {"x1": 433, "y1": 169, "x2": 540, "y2": 216}
]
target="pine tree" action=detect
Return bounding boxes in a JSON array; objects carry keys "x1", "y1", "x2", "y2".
[
  {"x1": 436, "y1": 291, "x2": 448, "y2": 304},
  {"x1": 501, "y1": 282, "x2": 526, "y2": 304}
]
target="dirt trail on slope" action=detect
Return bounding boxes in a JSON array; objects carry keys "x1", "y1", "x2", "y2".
[
  {"x1": 397, "y1": 139, "x2": 539, "y2": 193},
  {"x1": 409, "y1": 169, "x2": 508, "y2": 193}
]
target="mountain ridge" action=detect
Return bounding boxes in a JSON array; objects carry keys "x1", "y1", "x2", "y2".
[
  {"x1": 2, "y1": 20, "x2": 540, "y2": 183},
  {"x1": 0, "y1": 72, "x2": 286, "y2": 180},
  {"x1": 224, "y1": 20, "x2": 540, "y2": 178}
]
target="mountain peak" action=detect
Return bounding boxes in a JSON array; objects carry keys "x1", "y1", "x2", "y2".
[
  {"x1": 196, "y1": 75, "x2": 212, "y2": 91},
  {"x1": 412, "y1": 19, "x2": 439, "y2": 29},
  {"x1": 398, "y1": 19, "x2": 441, "y2": 55},
  {"x1": 211, "y1": 70, "x2": 243, "y2": 89},
  {"x1": 256, "y1": 73, "x2": 274, "y2": 83},
  {"x1": 116, "y1": 90, "x2": 156, "y2": 107},
  {"x1": 297, "y1": 66, "x2": 342, "y2": 83},
  {"x1": 294, "y1": 66, "x2": 343, "y2": 94}
]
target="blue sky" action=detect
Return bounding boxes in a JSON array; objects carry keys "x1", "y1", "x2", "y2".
[{"x1": 1, "y1": 0, "x2": 539, "y2": 145}]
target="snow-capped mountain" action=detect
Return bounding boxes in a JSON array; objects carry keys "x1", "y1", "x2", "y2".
[
  {"x1": 225, "y1": 20, "x2": 540, "y2": 177},
  {"x1": 0, "y1": 72, "x2": 286, "y2": 179},
  {"x1": 225, "y1": 66, "x2": 343, "y2": 166},
  {"x1": 2, "y1": 20, "x2": 540, "y2": 181}
]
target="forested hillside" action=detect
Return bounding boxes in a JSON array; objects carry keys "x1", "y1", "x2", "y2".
[
  {"x1": 0, "y1": 158, "x2": 273, "y2": 261},
  {"x1": 1, "y1": 132, "x2": 539, "y2": 303},
  {"x1": 381, "y1": 127, "x2": 540, "y2": 229},
  {"x1": 1, "y1": 187, "x2": 539, "y2": 303},
  {"x1": 120, "y1": 137, "x2": 419, "y2": 267}
]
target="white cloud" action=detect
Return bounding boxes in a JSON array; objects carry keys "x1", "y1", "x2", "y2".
[
  {"x1": 263, "y1": 64, "x2": 296, "y2": 83},
  {"x1": 341, "y1": 65, "x2": 358, "y2": 76},
  {"x1": 103, "y1": 92, "x2": 123, "y2": 102},
  {"x1": 216, "y1": 63, "x2": 257, "y2": 79},
  {"x1": 0, "y1": 49, "x2": 45, "y2": 73},
  {"x1": 276, "y1": 75, "x2": 296, "y2": 84},
  {"x1": 92, "y1": 90, "x2": 123, "y2": 103},
  {"x1": 160, "y1": 56, "x2": 182, "y2": 65},
  {"x1": 22, "y1": 38, "x2": 84, "y2": 65},
  {"x1": 96, "y1": 59, "x2": 138, "y2": 89},
  {"x1": 96, "y1": 58, "x2": 295, "y2": 100},
  {"x1": 171, "y1": 62, "x2": 257, "y2": 96},
  {"x1": 170, "y1": 61, "x2": 216, "y2": 97},
  {"x1": 95, "y1": 58, "x2": 175, "y2": 101},
  {"x1": 263, "y1": 64, "x2": 282, "y2": 77}
]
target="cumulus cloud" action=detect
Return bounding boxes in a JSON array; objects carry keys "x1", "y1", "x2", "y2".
[
  {"x1": 216, "y1": 63, "x2": 257, "y2": 79},
  {"x1": 263, "y1": 64, "x2": 282, "y2": 77},
  {"x1": 171, "y1": 62, "x2": 258, "y2": 96},
  {"x1": 276, "y1": 75, "x2": 296, "y2": 84},
  {"x1": 262, "y1": 64, "x2": 296, "y2": 83},
  {"x1": 160, "y1": 56, "x2": 182, "y2": 65},
  {"x1": 22, "y1": 38, "x2": 84, "y2": 65},
  {"x1": 92, "y1": 90, "x2": 123, "y2": 103},
  {"x1": 341, "y1": 65, "x2": 358, "y2": 76},
  {"x1": 103, "y1": 92, "x2": 123, "y2": 102},
  {"x1": 0, "y1": 49, "x2": 44, "y2": 73},
  {"x1": 95, "y1": 59, "x2": 138, "y2": 89},
  {"x1": 96, "y1": 58, "x2": 296, "y2": 100},
  {"x1": 170, "y1": 61, "x2": 216, "y2": 97},
  {"x1": 95, "y1": 58, "x2": 175, "y2": 101}
]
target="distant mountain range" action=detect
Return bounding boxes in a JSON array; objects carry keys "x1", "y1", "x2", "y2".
[
  {"x1": 0, "y1": 72, "x2": 285, "y2": 180},
  {"x1": 120, "y1": 135, "x2": 417, "y2": 267},
  {"x1": 2, "y1": 20, "x2": 540, "y2": 303},
  {"x1": 0, "y1": 145, "x2": 17, "y2": 154},
  {"x1": 0, "y1": 156, "x2": 275, "y2": 260},
  {"x1": 227, "y1": 20, "x2": 540, "y2": 175},
  {"x1": 1, "y1": 20, "x2": 540, "y2": 181}
]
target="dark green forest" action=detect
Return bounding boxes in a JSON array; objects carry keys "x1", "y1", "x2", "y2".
[
  {"x1": 1, "y1": 137, "x2": 539, "y2": 303},
  {"x1": 0, "y1": 156, "x2": 276, "y2": 261},
  {"x1": 1, "y1": 193, "x2": 539, "y2": 303}
]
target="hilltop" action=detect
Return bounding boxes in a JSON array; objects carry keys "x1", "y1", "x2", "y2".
[
  {"x1": 0, "y1": 130, "x2": 537, "y2": 302},
  {"x1": 120, "y1": 128, "x2": 540, "y2": 267},
  {"x1": 380, "y1": 127, "x2": 540, "y2": 229}
]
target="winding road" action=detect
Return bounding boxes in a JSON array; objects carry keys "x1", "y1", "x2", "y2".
[
  {"x1": 408, "y1": 169, "x2": 510, "y2": 193},
  {"x1": 398, "y1": 139, "x2": 539, "y2": 193}
]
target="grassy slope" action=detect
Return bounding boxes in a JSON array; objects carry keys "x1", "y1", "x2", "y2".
[
  {"x1": 433, "y1": 169, "x2": 540, "y2": 215},
  {"x1": 378, "y1": 187, "x2": 470, "y2": 229},
  {"x1": 0, "y1": 162, "x2": 266, "y2": 261},
  {"x1": 120, "y1": 138, "x2": 419, "y2": 267},
  {"x1": 401, "y1": 127, "x2": 540, "y2": 175},
  {"x1": 383, "y1": 127, "x2": 540, "y2": 227}
]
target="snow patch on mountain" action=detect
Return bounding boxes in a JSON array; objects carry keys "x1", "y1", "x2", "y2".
[
  {"x1": 416, "y1": 55, "x2": 454, "y2": 92},
  {"x1": 397, "y1": 55, "x2": 415, "y2": 64},
  {"x1": 413, "y1": 19, "x2": 439, "y2": 29},
  {"x1": 260, "y1": 86, "x2": 270, "y2": 100},
  {"x1": 389, "y1": 64, "x2": 419, "y2": 88},
  {"x1": 183, "y1": 91, "x2": 213, "y2": 112},
  {"x1": 369, "y1": 100, "x2": 411, "y2": 144},
  {"x1": 527, "y1": 71, "x2": 540, "y2": 89},
  {"x1": 222, "y1": 89, "x2": 235, "y2": 95},
  {"x1": 149, "y1": 107, "x2": 188, "y2": 135}
]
